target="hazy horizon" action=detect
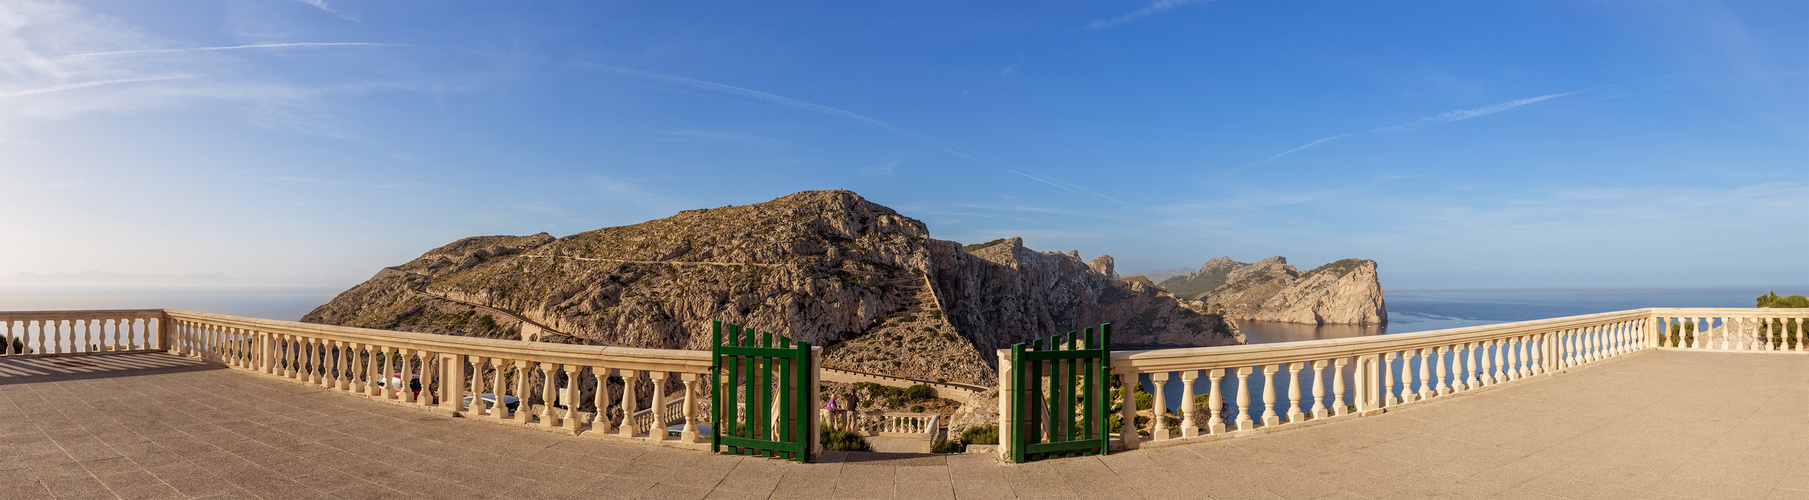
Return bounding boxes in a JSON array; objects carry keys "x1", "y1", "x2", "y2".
[{"x1": 2, "y1": 1, "x2": 1803, "y2": 289}]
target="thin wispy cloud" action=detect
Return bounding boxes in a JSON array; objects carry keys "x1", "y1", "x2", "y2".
[
  {"x1": 1368, "y1": 91, "x2": 1582, "y2": 134},
  {"x1": 859, "y1": 153, "x2": 910, "y2": 176},
  {"x1": 0, "y1": 75, "x2": 197, "y2": 98},
  {"x1": 1246, "y1": 88, "x2": 1590, "y2": 169},
  {"x1": 51, "y1": 42, "x2": 397, "y2": 61},
  {"x1": 297, "y1": 0, "x2": 358, "y2": 21},
  {"x1": 576, "y1": 62, "x2": 1139, "y2": 209},
  {"x1": 1086, "y1": 0, "x2": 1208, "y2": 30},
  {"x1": 1240, "y1": 133, "x2": 1348, "y2": 169}
]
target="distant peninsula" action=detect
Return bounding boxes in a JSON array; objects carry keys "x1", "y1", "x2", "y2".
[{"x1": 1153, "y1": 256, "x2": 1387, "y2": 325}]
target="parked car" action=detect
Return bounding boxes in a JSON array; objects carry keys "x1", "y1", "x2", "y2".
[
  {"x1": 375, "y1": 374, "x2": 437, "y2": 404},
  {"x1": 666, "y1": 423, "x2": 713, "y2": 438},
  {"x1": 462, "y1": 393, "x2": 522, "y2": 416}
]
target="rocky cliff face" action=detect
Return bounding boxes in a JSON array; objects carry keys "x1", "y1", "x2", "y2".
[
  {"x1": 303, "y1": 190, "x2": 1239, "y2": 386},
  {"x1": 1158, "y1": 257, "x2": 1386, "y2": 325}
]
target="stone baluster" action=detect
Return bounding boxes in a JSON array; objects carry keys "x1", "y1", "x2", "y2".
[
  {"x1": 465, "y1": 356, "x2": 487, "y2": 415},
  {"x1": 1416, "y1": 348, "x2": 1433, "y2": 400},
  {"x1": 1505, "y1": 337, "x2": 1519, "y2": 381},
  {"x1": 675, "y1": 371, "x2": 696, "y2": 439},
  {"x1": 540, "y1": 363, "x2": 561, "y2": 428},
  {"x1": 1284, "y1": 363, "x2": 1305, "y2": 423},
  {"x1": 399, "y1": 350, "x2": 419, "y2": 404},
  {"x1": 591, "y1": 367, "x2": 613, "y2": 434},
  {"x1": 1234, "y1": 367, "x2": 1253, "y2": 431},
  {"x1": 329, "y1": 341, "x2": 345, "y2": 390},
  {"x1": 1529, "y1": 335, "x2": 1544, "y2": 376},
  {"x1": 618, "y1": 370, "x2": 640, "y2": 436},
  {"x1": 512, "y1": 360, "x2": 532, "y2": 424},
  {"x1": 377, "y1": 347, "x2": 396, "y2": 399},
  {"x1": 1434, "y1": 346, "x2": 1451, "y2": 396},
  {"x1": 1180, "y1": 371, "x2": 1199, "y2": 437},
  {"x1": 1152, "y1": 372, "x2": 1170, "y2": 439},
  {"x1": 1591, "y1": 324, "x2": 1604, "y2": 361},
  {"x1": 491, "y1": 358, "x2": 511, "y2": 418},
  {"x1": 1496, "y1": 339, "x2": 1511, "y2": 384},
  {"x1": 1462, "y1": 343, "x2": 1479, "y2": 390},
  {"x1": 1, "y1": 320, "x2": 12, "y2": 355},
  {"x1": 1260, "y1": 365, "x2": 1279, "y2": 427},
  {"x1": 1383, "y1": 351, "x2": 1399, "y2": 406},
  {"x1": 648, "y1": 371, "x2": 670, "y2": 440},
  {"x1": 1745, "y1": 317, "x2": 1760, "y2": 351},
  {"x1": 1206, "y1": 368, "x2": 1225, "y2": 434},
  {"x1": 1331, "y1": 357, "x2": 1348, "y2": 416},
  {"x1": 1310, "y1": 360, "x2": 1329, "y2": 419}
]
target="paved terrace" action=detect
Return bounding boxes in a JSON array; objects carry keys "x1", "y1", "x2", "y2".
[{"x1": 3, "y1": 350, "x2": 1805, "y2": 499}]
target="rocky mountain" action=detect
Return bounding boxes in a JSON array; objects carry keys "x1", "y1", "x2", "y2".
[
  {"x1": 1158, "y1": 256, "x2": 1386, "y2": 325},
  {"x1": 303, "y1": 190, "x2": 1239, "y2": 386}
]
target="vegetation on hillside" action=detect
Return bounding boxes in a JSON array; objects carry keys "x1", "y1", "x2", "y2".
[
  {"x1": 1757, "y1": 291, "x2": 1809, "y2": 308},
  {"x1": 961, "y1": 238, "x2": 1010, "y2": 253},
  {"x1": 820, "y1": 423, "x2": 871, "y2": 452}
]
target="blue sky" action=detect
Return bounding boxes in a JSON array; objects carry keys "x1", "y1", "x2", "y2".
[{"x1": 1, "y1": 0, "x2": 1804, "y2": 289}]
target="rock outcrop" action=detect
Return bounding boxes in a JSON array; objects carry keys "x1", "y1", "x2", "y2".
[
  {"x1": 1159, "y1": 257, "x2": 1386, "y2": 325},
  {"x1": 304, "y1": 190, "x2": 1239, "y2": 386}
]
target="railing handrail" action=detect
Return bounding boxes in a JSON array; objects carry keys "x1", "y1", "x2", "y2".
[
  {"x1": 1109, "y1": 308, "x2": 1656, "y2": 373},
  {"x1": 163, "y1": 309, "x2": 710, "y2": 372}
]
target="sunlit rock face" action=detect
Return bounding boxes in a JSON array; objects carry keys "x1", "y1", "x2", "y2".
[
  {"x1": 1159, "y1": 256, "x2": 1387, "y2": 326},
  {"x1": 304, "y1": 190, "x2": 1239, "y2": 386}
]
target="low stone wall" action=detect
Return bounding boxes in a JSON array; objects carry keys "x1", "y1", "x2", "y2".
[{"x1": 821, "y1": 367, "x2": 984, "y2": 400}]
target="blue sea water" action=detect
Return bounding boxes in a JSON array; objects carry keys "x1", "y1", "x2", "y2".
[{"x1": 0, "y1": 286, "x2": 345, "y2": 321}]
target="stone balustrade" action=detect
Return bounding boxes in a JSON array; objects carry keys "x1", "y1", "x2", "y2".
[
  {"x1": 1649, "y1": 308, "x2": 1808, "y2": 351},
  {"x1": 5, "y1": 308, "x2": 715, "y2": 447},
  {"x1": 0, "y1": 309, "x2": 166, "y2": 355},
  {"x1": 1006, "y1": 307, "x2": 1807, "y2": 456},
  {"x1": 859, "y1": 411, "x2": 940, "y2": 437}
]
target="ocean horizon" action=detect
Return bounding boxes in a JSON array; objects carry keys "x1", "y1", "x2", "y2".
[{"x1": 1, "y1": 284, "x2": 1798, "y2": 334}]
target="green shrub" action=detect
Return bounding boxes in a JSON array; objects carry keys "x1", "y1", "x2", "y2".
[
  {"x1": 1757, "y1": 291, "x2": 1809, "y2": 308},
  {"x1": 909, "y1": 405, "x2": 925, "y2": 413},
  {"x1": 959, "y1": 424, "x2": 999, "y2": 445},
  {"x1": 905, "y1": 385, "x2": 932, "y2": 401},
  {"x1": 820, "y1": 423, "x2": 871, "y2": 452},
  {"x1": 931, "y1": 438, "x2": 964, "y2": 453}
]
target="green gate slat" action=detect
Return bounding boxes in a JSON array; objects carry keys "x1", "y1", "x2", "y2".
[
  {"x1": 1008, "y1": 323, "x2": 1111, "y2": 463},
  {"x1": 710, "y1": 320, "x2": 811, "y2": 462}
]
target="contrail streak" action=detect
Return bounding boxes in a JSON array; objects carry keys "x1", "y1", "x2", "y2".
[
  {"x1": 1245, "y1": 88, "x2": 1591, "y2": 169},
  {"x1": 0, "y1": 75, "x2": 196, "y2": 98},
  {"x1": 51, "y1": 42, "x2": 397, "y2": 61}
]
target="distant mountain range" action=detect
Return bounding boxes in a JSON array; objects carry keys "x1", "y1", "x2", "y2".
[{"x1": 0, "y1": 271, "x2": 341, "y2": 288}]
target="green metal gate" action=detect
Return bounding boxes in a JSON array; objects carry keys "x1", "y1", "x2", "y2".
[
  {"x1": 711, "y1": 320, "x2": 813, "y2": 462},
  {"x1": 1008, "y1": 323, "x2": 1111, "y2": 463}
]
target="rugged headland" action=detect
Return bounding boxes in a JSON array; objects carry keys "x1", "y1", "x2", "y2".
[
  {"x1": 1156, "y1": 256, "x2": 1386, "y2": 325},
  {"x1": 303, "y1": 190, "x2": 1239, "y2": 385}
]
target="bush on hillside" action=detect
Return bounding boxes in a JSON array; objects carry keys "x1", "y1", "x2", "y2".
[
  {"x1": 960, "y1": 424, "x2": 998, "y2": 445},
  {"x1": 820, "y1": 423, "x2": 871, "y2": 452}
]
